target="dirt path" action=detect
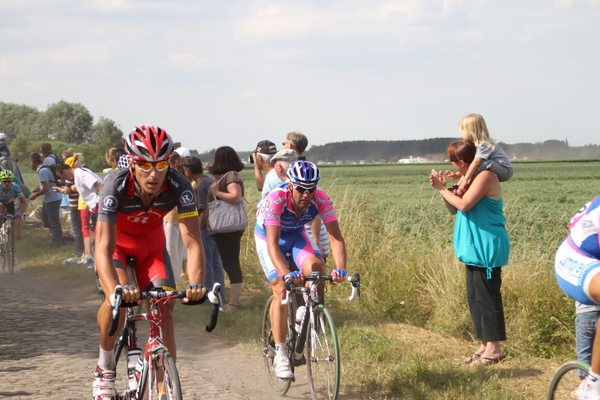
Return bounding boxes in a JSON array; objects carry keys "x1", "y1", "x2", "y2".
[{"x1": 0, "y1": 267, "x2": 320, "y2": 399}]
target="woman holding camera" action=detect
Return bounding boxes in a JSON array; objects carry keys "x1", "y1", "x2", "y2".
[{"x1": 430, "y1": 139, "x2": 509, "y2": 366}]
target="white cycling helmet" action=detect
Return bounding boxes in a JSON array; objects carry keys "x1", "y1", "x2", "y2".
[{"x1": 0, "y1": 133, "x2": 6, "y2": 140}]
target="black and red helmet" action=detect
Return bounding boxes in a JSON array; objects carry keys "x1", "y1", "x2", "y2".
[{"x1": 125, "y1": 124, "x2": 174, "y2": 162}]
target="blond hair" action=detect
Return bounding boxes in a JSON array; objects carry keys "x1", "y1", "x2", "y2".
[{"x1": 459, "y1": 113, "x2": 495, "y2": 150}]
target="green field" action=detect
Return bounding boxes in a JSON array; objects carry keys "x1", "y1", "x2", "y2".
[{"x1": 18, "y1": 161, "x2": 600, "y2": 399}]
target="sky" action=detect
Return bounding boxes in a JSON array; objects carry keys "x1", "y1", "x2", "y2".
[{"x1": 1, "y1": 0, "x2": 599, "y2": 153}]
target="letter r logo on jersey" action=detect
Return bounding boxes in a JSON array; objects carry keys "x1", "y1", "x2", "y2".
[
  {"x1": 127, "y1": 215, "x2": 150, "y2": 224},
  {"x1": 180, "y1": 190, "x2": 195, "y2": 207}
]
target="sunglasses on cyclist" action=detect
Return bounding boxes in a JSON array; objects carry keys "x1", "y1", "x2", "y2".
[
  {"x1": 292, "y1": 184, "x2": 316, "y2": 194},
  {"x1": 1, "y1": 180, "x2": 12, "y2": 184},
  {"x1": 134, "y1": 160, "x2": 169, "y2": 172}
]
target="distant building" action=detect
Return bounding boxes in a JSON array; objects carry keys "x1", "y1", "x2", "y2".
[{"x1": 397, "y1": 156, "x2": 428, "y2": 164}]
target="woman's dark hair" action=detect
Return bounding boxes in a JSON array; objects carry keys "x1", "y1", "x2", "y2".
[
  {"x1": 447, "y1": 140, "x2": 476, "y2": 164},
  {"x1": 183, "y1": 156, "x2": 203, "y2": 175},
  {"x1": 210, "y1": 146, "x2": 244, "y2": 175}
]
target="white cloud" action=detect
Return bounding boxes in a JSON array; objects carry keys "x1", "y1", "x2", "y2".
[{"x1": 553, "y1": 0, "x2": 600, "y2": 10}]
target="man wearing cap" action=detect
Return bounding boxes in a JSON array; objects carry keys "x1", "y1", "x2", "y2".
[
  {"x1": 261, "y1": 149, "x2": 297, "y2": 199},
  {"x1": 253, "y1": 140, "x2": 277, "y2": 192},
  {"x1": 282, "y1": 131, "x2": 330, "y2": 261}
]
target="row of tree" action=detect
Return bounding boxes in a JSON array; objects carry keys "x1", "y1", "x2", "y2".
[{"x1": 0, "y1": 101, "x2": 124, "y2": 171}]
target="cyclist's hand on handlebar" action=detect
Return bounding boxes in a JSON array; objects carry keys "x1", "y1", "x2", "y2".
[
  {"x1": 331, "y1": 269, "x2": 348, "y2": 284},
  {"x1": 283, "y1": 270, "x2": 304, "y2": 285},
  {"x1": 183, "y1": 283, "x2": 207, "y2": 303},
  {"x1": 121, "y1": 285, "x2": 140, "y2": 304}
]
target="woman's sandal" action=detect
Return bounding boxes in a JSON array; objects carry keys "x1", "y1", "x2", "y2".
[
  {"x1": 464, "y1": 353, "x2": 482, "y2": 364},
  {"x1": 225, "y1": 304, "x2": 240, "y2": 314},
  {"x1": 472, "y1": 354, "x2": 506, "y2": 366}
]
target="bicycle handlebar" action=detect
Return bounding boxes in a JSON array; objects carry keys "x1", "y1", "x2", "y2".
[
  {"x1": 106, "y1": 283, "x2": 223, "y2": 336},
  {"x1": 281, "y1": 272, "x2": 361, "y2": 305}
]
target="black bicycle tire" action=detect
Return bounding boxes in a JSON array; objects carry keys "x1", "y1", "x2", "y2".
[
  {"x1": 262, "y1": 295, "x2": 293, "y2": 395},
  {"x1": 0, "y1": 226, "x2": 7, "y2": 272},
  {"x1": 138, "y1": 348, "x2": 182, "y2": 400},
  {"x1": 547, "y1": 360, "x2": 590, "y2": 400},
  {"x1": 7, "y1": 225, "x2": 14, "y2": 275},
  {"x1": 306, "y1": 304, "x2": 340, "y2": 400},
  {"x1": 113, "y1": 328, "x2": 131, "y2": 400}
]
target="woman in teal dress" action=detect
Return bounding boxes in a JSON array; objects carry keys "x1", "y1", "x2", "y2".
[{"x1": 430, "y1": 139, "x2": 510, "y2": 366}]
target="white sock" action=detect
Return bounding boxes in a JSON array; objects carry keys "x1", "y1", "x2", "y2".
[
  {"x1": 98, "y1": 346, "x2": 116, "y2": 371},
  {"x1": 275, "y1": 343, "x2": 286, "y2": 357}
]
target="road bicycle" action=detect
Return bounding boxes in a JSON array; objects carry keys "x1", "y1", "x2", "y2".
[
  {"x1": 0, "y1": 213, "x2": 19, "y2": 275},
  {"x1": 547, "y1": 360, "x2": 590, "y2": 399},
  {"x1": 261, "y1": 270, "x2": 360, "y2": 400},
  {"x1": 107, "y1": 267, "x2": 224, "y2": 400}
]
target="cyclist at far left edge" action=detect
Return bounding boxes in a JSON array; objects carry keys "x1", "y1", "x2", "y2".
[
  {"x1": 93, "y1": 124, "x2": 206, "y2": 400},
  {"x1": 0, "y1": 169, "x2": 27, "y2": 236}
]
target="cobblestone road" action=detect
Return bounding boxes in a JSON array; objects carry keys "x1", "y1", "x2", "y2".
[{"x1": 0, "y1": 267, "x2": 315, "y2": 400}]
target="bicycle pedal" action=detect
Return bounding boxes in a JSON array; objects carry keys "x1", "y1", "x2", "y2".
[{"x1": 293, "y1": 355, "x2": 306, "y2": 366}]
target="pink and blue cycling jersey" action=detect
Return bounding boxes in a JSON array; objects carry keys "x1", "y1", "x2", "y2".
[
  {"x1": 255, "y1": 186, "x2": 337, "y2": 239},
  {"x1": 566, "y1": 196, "x2": 600, "y2": 259}
]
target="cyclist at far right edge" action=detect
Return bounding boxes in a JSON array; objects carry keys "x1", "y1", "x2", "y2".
[
  {"x1": 555, "y1": 195, "x2": 600, "y2": 400},
  {"x1": 255, "y1": 160, "x2": 348, "y2": 380}
]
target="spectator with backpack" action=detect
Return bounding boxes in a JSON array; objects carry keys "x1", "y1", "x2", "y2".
[{"x1": 28, "y1": 152, "x2": 63, "y2": 248}]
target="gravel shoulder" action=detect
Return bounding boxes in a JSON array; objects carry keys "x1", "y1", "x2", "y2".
[{"x1": 0, "y1": 266, "x2": 317, "y2": 399}]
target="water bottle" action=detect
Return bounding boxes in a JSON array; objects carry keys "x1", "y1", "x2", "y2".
[
  {"x1": 294, "y1": 306, "x2": 306, "y2": 333},
  {"x1": 127, "y1": 347, "x2": 142, "y2": 390}
]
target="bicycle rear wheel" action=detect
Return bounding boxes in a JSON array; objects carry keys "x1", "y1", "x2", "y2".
[
  {"x1": 547, "y1": 360, "x2": 590, "y2": 400},
  {"x1": 306, "y1": 305, "x2": 340, "y2": 400},
  {"x1": 139, "y1": 348, "x2": 182, "y2": 400},
  {"x1": 262, "y1": 295, "x2": 293, "y2": 395}
]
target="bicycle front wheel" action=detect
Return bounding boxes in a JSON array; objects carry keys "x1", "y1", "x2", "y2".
[
  {"x1": 6, "y1": 225, "x2": 14, "y2": 275},
  {"x1": 306, "y1": 305, "x2": 340, "y2": 400},
  {"x1": 547, "y1": 360, "x2": 590, "y2": 400},
  {"x1": 139, "y1": 348, "x2": 182, "y2": 400},
  {"x1": 261, "y1": 295, "x2": 293, "y2": 395}
]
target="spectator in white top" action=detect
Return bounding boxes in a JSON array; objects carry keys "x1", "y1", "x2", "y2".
[
  {"x1": 55, "y1": 163, "x2": 103, "y2": 210},
  {"x1": 261, "y1": 149, "x2": 297, "y2": 199}
]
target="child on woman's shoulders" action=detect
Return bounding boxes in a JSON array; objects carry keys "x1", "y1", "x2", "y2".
[{"x1": 444, "y1": 113, "x2": 513, "y2": 197}]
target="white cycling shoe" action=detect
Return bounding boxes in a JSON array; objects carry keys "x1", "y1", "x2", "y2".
[
  {"x1": 273, "y1": 355, "x2": 294, "y2": 380},
  {"x1": 579, "y1": 382, "x2": 600, "y2": 400},
  {"x1": 92, "y1": 366, "x2": 116, "y2": 400}
]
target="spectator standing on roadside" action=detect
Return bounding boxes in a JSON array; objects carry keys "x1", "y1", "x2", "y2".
[
  {"x1": 209, "y1": 146, "x2": 246, "y2": 314},
  {"x1": 282, "y1": 131, "x2": 330, "y2": 261},
  {"x1": 0, "y1": 133, "x2": 10, "y2": 159},
  {"x1": 28, "y1": 152, "x2": 63, "y2": 248},
  {"x1": 252, "y1": 140, "x2": 277, "y2": 192},
  {"x1": 57, "y1": 154, "x2": 103, "y2": 263},
  {"x1": 41, "y1": 142, "x2": 61, "y2": 166},
  {"x1": 55, "y1": 156, "x2": 85, "y2": 259},
  {"x1": 261, "y1": 149, "x2": 297, "y2": 199},
  {"x1": 163, "y1": 147, "x2": 191, "y2": 283},
  {"x1": 183, "y1": 156, "x2": 225, "y2": 297}
]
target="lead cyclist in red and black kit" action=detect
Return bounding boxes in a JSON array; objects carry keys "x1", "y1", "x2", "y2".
[{"x1": 92, "y1": 125, "x2": 206, "y2": 400}]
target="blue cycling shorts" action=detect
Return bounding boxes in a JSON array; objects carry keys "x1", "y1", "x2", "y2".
[
  {"x1": 254, "y1": 228, "x2": 323, "y2": 283},
  {"x1": 555, "y1": 240, "x2": 600, "y2": 305}
]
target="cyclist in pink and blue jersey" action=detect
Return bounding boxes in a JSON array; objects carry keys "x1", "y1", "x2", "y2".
[
  {"x1": 556, "y1": 196, "x2": 600, "y2": 400},
  {"x1": 254, "y1": 160, "x2": 348, "y2": 381}
]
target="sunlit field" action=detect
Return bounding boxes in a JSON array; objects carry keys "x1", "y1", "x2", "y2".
[{"x1": 18, "y1": 160, "x2": 600, "y2": 399}]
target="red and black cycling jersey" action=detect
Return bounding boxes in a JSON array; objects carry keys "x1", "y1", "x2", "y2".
[{"x1": 97, "y1": 168, "x2": 198, "y2": 236}]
